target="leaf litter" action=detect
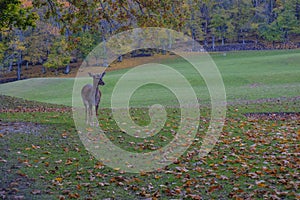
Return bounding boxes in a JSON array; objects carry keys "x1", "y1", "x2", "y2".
[{"x1": 0, "y1": 95, "x2": 299, "y2": 199}]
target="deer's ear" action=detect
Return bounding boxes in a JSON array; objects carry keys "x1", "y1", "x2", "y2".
[{"x1": 88, "y1": 72, "x2": 93, "y2": 77}]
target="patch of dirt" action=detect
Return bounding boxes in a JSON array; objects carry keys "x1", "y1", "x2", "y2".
[
  {"x1": 0, "y1": 107, "x2": 71, "y2": 113},
  {"x1": 0, "y1": 62, "x2": 81, "y2": 83},
  {"x1": 0, "y1": 95, "x2": 71, "y2": 112},
  {"x1": 0, "y1": 121, "x2": 46, "y2": 136},
  {"x1": 248, "y1": 83, "x2": 263, "y2": 88},
  {"x1": 228, "y1": 96, "x2": 300, "y2": 105},
  {"x1": 0, "y1": 121, "x2": 47, "y2": 199},
  {"x1": 108, "y1": 54, "x2": 177, "y2": 71},
  {"x1": 70, "y1": 54, "x2": 179, "y2": 77},
  {"x1": 244, "y1": 112, "x2": 300, "y2": 121}
]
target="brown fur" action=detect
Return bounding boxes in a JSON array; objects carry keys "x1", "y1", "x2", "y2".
[{"x1": 81, "y1": 72, "x2": 105, "y2": 125}]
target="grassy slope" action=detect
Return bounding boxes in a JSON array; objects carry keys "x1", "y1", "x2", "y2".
[
  {"x1": 0, "y1": 49, "x2": 299, "y2": 107},
  {"x1": 212, "y1": 50, "x2": 300, "y2": 100},
  {"x1": 0, "y1": 78, "x2": 74, "y2": 106},
  {"x1": 0, "y1": 50, "x2": 300, "y2": 199}
]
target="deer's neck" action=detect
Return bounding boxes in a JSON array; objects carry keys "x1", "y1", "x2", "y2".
[
  {"x1": 92, "y1": 83, "x2": 99, "y2": 91},
  {"x1": 92, "y1": 83, "x2": 99, "y2": 100}
]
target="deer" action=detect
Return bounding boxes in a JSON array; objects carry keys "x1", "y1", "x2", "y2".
[{"x1": 81, "y1": 72, "x2": 106, "y2": 125}]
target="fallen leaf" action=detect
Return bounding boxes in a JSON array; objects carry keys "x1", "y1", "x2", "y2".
[
  {"x1": 208, "y1": 185, "x2": 222, "y2": 193},
  {"x1": 11, "y1": 195, "x2": 24, "y2": 200},
  {"x1": 54, "y1": 177, "x2": 63, "y2": 183},
  {"x1": 55, "y1": 159, "x2": 63, "y2": 164},
  {"x1": 140, "y1": 171, "x2": 148, "y2": 176},
  {"x1": 188, "y1": 194, "x2": 202, "y2": 200},
  {"x1": 86, "y1": 127, "x2": 94, "y2": 132},
  {"x1": 31, "y1": 190, "x2": 41, "y2": 195},
  {"x1": 31, "y1": 144, "x2": 40, "y2": 149},
  {"x1": 255, "y1": 180, "x2": 266, "y2": 187},
  {"x1": 58, "y1": 195, "x2": 65, "y2": 200},
  {"x1": 68, "y1": 193, "x2": 80, "y2": 199},
  {"x1": 65, "y1": 159, "x2": 73, "y2": 165}
]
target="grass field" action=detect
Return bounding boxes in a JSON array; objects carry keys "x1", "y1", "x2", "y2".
[
  {"x1": 0, "y1": 49, "x2": 299, "y2": 107},
  {"x1": 0, "y1": 50, "x2": 299, "y2": 199}
]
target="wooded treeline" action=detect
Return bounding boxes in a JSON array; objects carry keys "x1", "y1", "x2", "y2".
[{"x1": 0, "y1": 0, "x2": 300, "y2": 78}]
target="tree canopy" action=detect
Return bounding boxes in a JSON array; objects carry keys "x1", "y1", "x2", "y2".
[
  {"x1": 30, "y1": 0, "x2": 300, "y2": 46},
  {"x1": 0, "y1": 0, "x2": 38, "y2": 30},
  {"x1": 0, "y1": 0, "x2": 300, "y2": 78}
]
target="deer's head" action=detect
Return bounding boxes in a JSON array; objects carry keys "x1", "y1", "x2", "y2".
[{"x1": 89, "y1": 72, "x2": 106, "y2": 86}]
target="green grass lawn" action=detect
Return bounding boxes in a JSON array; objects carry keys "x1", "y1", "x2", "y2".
[
  {"x1": 0, "y1": 49, "x2": 299, "y2": 107},
  {"x1": 0, "y1": 49, "x2": 299, "y2": 199}
]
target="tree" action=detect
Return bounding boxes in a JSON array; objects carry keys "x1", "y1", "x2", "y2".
[
  {"x1": 0, "y1": 29, "x2": 9, "y2": 72},
  {"x1": 229, "y1": 0, "x2": 253, "y2": 44},
  {"x1": 3, "y1": 29, "x2": 26, "y2": 80},
  {"x1": 185, "y1": 0, "x2": 204, "y2": 48},
  {"x1": 106, "y1": 33, "x2": 133, "y2": 62},
  {"x1": 0, "y1": 0, "x2": 38, "y2": 30},
  {"x1": 44, "y1": 37, "x2": 71, "y2": 75},
  {"x1": 258, "y1": 0, "x2": 300, "y2": 46},
  {"x1": 23, "y1": 21, "x2": 57, "y2": 67},
  {"x1": 0, "y1": 40, "x2": 8, "y2": 74},
  {"x1": 32, "y1": 0, "x2": 189, "y2": 35},
  {"x1": 275, "y1": 0, "x2": 300, "y2": 44},
  {"x1": 0, "y1": 0, "x2": 38, "y2": 79},
  {"x1": 210, "y1": 2, "x2": 233, "y2": 46},
  {"x1": 198, "y1": 0, "x2": 214, "y2": 46},
  {"x1": 248, "y1": 0, "x2": 267, "y2": 44},
  {"x1": 76, "y1": 32, "x2": 96, "y2": 61}
]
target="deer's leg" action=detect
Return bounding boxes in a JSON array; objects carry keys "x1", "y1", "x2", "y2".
[
  {"x1": 88, "y1": 103, "x2": 93, "y2": 125},
  {"x1": 83, "y1": 102, "x2": 89, "y2": 125},
  {"x1": 84, "y1": 103, "x2": 88, "y2": 124},
  {"x1": 95, "y1": 104, "x2": 99, "y2": 116}
]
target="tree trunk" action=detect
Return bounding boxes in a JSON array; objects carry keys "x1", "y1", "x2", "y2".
[
  {"x1": 296, "y1": 2, "x2": 300, "y2": 20},
  {"x1": 17, "y1": 53, "x2": 22, "y2": 80},
  {"x1": 118, "y1": 55, "x2": 123, "y2": 62},
  {"x1": 191, "y1": 30, "x2": 196, "y2": 51},
  {"x1": 0, "y1": 65, "x2": 3, "y2": 77},
  {"x1": 8, "y1": 61, "x2": 13, "y2": 72},
  {"x1": 17, "y1": 64, "x2": 21, "y2": 80},
  {"x1": 102, "y1": 38, "x2": 108, "y2": 67},
  {"x1": 212, "y1": 35, "x2": 215, "y2": 50},
  {"x1": 204, "y1": 39, "x2": 208, "y2": 47},
  {"x1": 162, "y1": 44, "x2": 166, "y2": 55},
  {"x1": 167, "y1": 30, "x2": 173, "y2": 49},
  {"x1": 42, "y1": 66, "x2": 46, "y2": 74},
  {"x1": 284, "y1": 30, "x2": 289, "y2": 47},
  {"x1": 254, "y1": 0, "x2": 258, "y2": 7},
  {"x1": 64, "y1": 64, "x2": 70, "y2": 74},
  {"x1": 131, "y1": 50, "x2": 136, "y2": 58}
]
